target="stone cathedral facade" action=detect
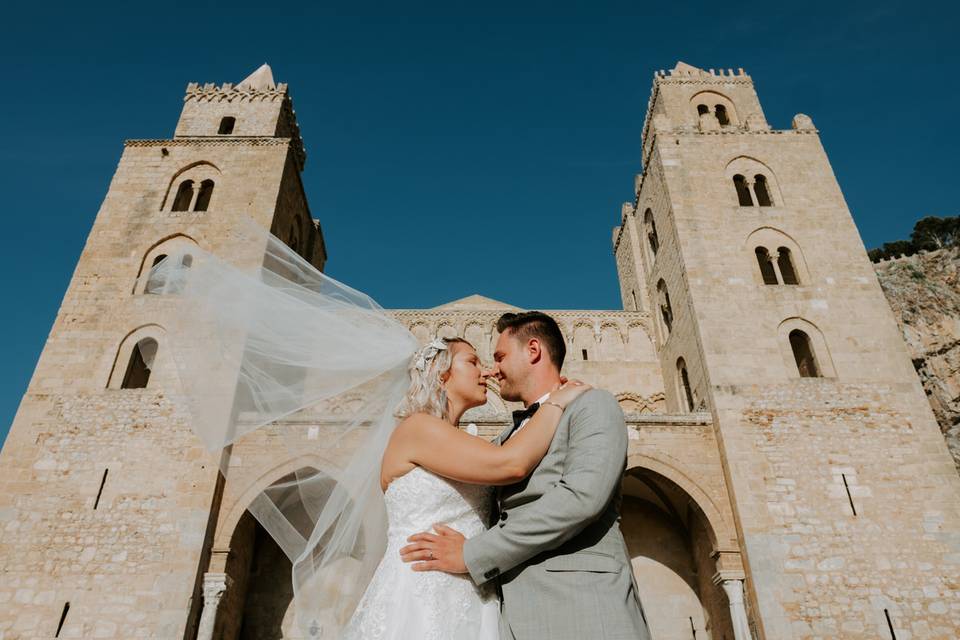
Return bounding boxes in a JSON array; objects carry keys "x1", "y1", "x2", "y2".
[{"x1": 1, "y1": 61, "x2": 959, "y2": 639}]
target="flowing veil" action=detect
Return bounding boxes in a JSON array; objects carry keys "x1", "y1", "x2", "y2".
[{"x1": 145, "y1": 220, "x2": 420, "y2": 637}]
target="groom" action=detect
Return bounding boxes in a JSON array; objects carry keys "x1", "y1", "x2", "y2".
[{"x1": 401, "y1": 311, "x2": 649, "y2": 639}]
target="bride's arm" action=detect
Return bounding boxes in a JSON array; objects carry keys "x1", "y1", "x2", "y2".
[{"x1": 394, "y1": 386, "x2": 588, "y2": 486}]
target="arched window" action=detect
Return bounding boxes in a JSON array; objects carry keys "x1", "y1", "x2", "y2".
[
  {"x1": 755, "y1": 247, "x2": 778, "y2": 285},
  {"x1": 194, "y1": 180, "x2": 214, "y2": 212},
  {"x1": 754, "y1": 174, "x2": 772, "y2": 207},
  {"x1": 218, "y1": 117, "x2": 236, "y2": 135},
  {"x1": 777, "y1": 247, "x2": 799, "y2": 285},
  {"x1": 715, "y1": 104, "x2": 730, "y2": 125},
  {"x1": 171, "y1": 180, "x2": 194, "y2": 212},
  {"x1": 144, "y1": 254, "x2": 167, "y2": 294},
  {"x1": 789, "y1": 329, "x2": 821, "y2": 377},
  {"x1": 733, "y1": 175, "x2": 753, "y2": 206},
  {"x1": 656, "y1": 279, "x2": 673, "y2": 334},
  {"x1": 697, "y1": 104, "x2": 709, "y2": 116},
  {"x1": 121, "y1": 338, "x2": 158, "y2": 389},
  {"x1": 677, "y1": 357, "x2": 695, "y2": 412},
  {"x1": 644, "y1": 209, "x2": 659, "y2": 257}
]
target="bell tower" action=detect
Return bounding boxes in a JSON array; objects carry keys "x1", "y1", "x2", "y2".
[
  {"x1": 618, "y1": 61, "x2": 960, "y2": 638},
  {"x1": 0, "y1": 65, "x2": 324, "y2": 638}
]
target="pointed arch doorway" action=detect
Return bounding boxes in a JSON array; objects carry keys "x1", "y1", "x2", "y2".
[{"x1": 622, "y1": 467, "x2": 736, "y2": 640}]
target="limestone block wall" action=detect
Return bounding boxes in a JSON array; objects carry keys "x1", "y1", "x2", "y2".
[
  {"x1": 645, "y1": 104, "x2": 960, "y2": 636},
  {"x1": 711, "y1": 381, "x2": 960, "y2": 638},
  {"x1": 0, "y1": 391, "x2": 219, "y2": 639},
  {"x1": 0, "y1": 128, "x2": 320, "y2": 638}
]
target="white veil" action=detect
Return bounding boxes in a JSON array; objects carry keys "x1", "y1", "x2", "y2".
[{"x1": 146, "y1": 220, "x2": 421, "y2": 637}]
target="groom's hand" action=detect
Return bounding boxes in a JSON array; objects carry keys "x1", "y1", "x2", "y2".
[{"x1": 399, "y1": 524, "x2": 468, "y2": 574}]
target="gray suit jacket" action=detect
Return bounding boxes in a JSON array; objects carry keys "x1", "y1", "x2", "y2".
[{"x1": 463, "y1": 389, "x2": 650, "y2": 640}]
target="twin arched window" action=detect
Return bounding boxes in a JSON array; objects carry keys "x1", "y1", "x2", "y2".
[
  {"x1": 755, "y1": 246, "x2": 799, "y2": 285},
  {"x1": 171, "y1": 179, "x2": 215, "y2": 212},
  {"x1": 695, "y1": 102, "x2": 733, "y2": 127},
  {"x1": 733, "y1": 174, "x2": 773, "y2": 207}
]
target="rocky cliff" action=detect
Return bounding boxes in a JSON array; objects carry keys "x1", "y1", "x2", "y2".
[{"x1": 874, "y1": 247, "x2": 960, "y2": 470}]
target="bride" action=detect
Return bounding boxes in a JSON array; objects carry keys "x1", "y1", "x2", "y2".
[
  {"x1": 150, "y1": 223, "x2": 589, "y2": 639},
  {"x1": 342, "y1": 337, "x2": 589, "y2": 639}
]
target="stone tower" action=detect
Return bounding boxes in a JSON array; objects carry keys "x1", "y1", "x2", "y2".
[
  {"x1": 614, "y1": 61, "x2": 960, "y2": 637},
  {"x1": 0, "y1": 64, "x2": 325, "y2": 638}
]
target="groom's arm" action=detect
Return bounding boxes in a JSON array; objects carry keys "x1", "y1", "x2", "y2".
[{"x1": 462, "y1": 389, "x2": 627, "y2": 585}]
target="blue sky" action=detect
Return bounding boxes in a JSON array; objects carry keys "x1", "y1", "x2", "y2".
[{"x1": 1, "y1": 1, "x2": 957, "y2": 444}]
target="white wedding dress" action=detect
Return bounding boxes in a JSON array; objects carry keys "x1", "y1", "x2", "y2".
[{"x1": 342, "y1": 465, "x2": 501, "y2": 639}]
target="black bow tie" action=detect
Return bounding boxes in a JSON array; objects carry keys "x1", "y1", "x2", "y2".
[{"x1": 511, "y1": 402, "x2": 540, "y2": 429}]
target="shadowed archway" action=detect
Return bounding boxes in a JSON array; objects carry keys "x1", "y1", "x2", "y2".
[{"x1": 622, "y1": 467, "x2": 736, "y2": 640}]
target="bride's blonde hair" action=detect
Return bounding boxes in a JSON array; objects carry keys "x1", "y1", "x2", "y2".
[{"x1": 395, "y1": 336, "x2": 472, "y2": 421}]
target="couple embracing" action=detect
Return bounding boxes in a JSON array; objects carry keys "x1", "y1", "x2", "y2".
[
  {"x1": 156, "y1": 228, "x2": 650, "y2": 640},
  {"x1": 343, "y1": 311, "x2": 650, "y2": 639}
]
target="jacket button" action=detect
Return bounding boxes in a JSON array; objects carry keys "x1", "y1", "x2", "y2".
[{"x1": 500, "y1": 511, "x2": 508, "y2": 521}]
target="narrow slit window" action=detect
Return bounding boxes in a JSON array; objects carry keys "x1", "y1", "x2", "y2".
[
  {"x1": 581, "y1": 349, "x2": 588, "y2": 361},
  {"x1": 789, "y1": 329, "x2": 821, "y2": 378},
  {"x1": 754, "y1": 174, "x2": 772, "y2": 206},
  {"x1": 218, "y1": 116, "x2": 236, "y2": 134},
  {"x1": 677, "y1": 358, "x2": 695, "y2": 412},
  {"x1": 841, "y1": 473, "x2": 857, "y2": 516},
  {"x1": 777, "y1": 246, "x2": 799, "y2": 284},
  {"x1": 884, "y1": 609, "x2": 897, "y2": 639},
  {"x1": 55, "y1": 602, "x2": 70, "y2": 638},
  {"x1": 645, "y1": 209, "x2": 659, "y2": 256},
  {"x1": 755, "y1": 247, "x2": 779, "y2": 285},
  {"x1": 93, "y1": 468, "x2": 108, "y2": 510},
  {"x1": 733, "y1": 174, "x2": 753, "y2": 206},
  {"x1": 657, "y1": 280, "x2": 673, "y2": 334}
]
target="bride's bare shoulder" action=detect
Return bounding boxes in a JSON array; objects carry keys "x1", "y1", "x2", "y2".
[{"x1": 393, "y1": 413, "x2": 457, "y2": 444}]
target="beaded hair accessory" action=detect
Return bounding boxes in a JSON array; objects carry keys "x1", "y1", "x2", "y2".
[{"x1": 413, "y1": 338, "x2": 448, "y2": 372}]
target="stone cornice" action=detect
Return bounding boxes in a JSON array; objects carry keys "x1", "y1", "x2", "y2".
[{"x1": 124, "y1": 137, "x2": 294, "y2": 148}]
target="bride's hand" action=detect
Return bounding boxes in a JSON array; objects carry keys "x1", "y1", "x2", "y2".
[{"x1": 549, "y1": 380, "x2": 592, "y2": 409}]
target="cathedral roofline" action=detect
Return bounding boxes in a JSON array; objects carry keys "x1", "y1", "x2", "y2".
[{"x1": 428, "y1": 294, "x2": 522, "y2": 311}]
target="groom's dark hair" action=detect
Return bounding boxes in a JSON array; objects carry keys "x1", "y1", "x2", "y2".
[{"x1": 496, "y1": 311, "x2": 566, "y2": 370}]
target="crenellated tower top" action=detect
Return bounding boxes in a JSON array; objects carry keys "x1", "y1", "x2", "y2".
[
  {"x1": 174, "y1": 64, "x2": 307, "y2": 170},
  {"x1": 639, "y1": 61, "x2": 770, "y2": 164}
]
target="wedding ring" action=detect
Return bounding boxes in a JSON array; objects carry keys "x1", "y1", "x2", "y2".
[{"x1": 428, "y1": 550, "x2": 434, "y2": 560}]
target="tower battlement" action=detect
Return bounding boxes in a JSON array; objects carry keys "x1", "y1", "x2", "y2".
[
  {"x1": 184, "y1": 80, "x2": 290, "y2": 102},
  {"x1": 174, "y1": 64, "x2": 306, "y2": 170},
  {"x1": 654, "y1": 63, "x2": 751, "y2": 82}
]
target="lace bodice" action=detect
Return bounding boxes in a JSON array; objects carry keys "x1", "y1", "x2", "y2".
[
  {"x1": 384, "y1": 466, "x2": 493, "y2": 540},
  {"x1": 342, "y1": 466, "x2": 499, "y2": 640}
]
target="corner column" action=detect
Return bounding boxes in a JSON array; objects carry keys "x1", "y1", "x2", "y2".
[{"x1": 196, "y1": 572, "x2": 232, "y2": 640}]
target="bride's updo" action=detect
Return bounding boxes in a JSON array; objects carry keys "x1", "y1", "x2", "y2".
[{"x1": 395, "y1": 336, "x2": 472, "y2": 421}]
